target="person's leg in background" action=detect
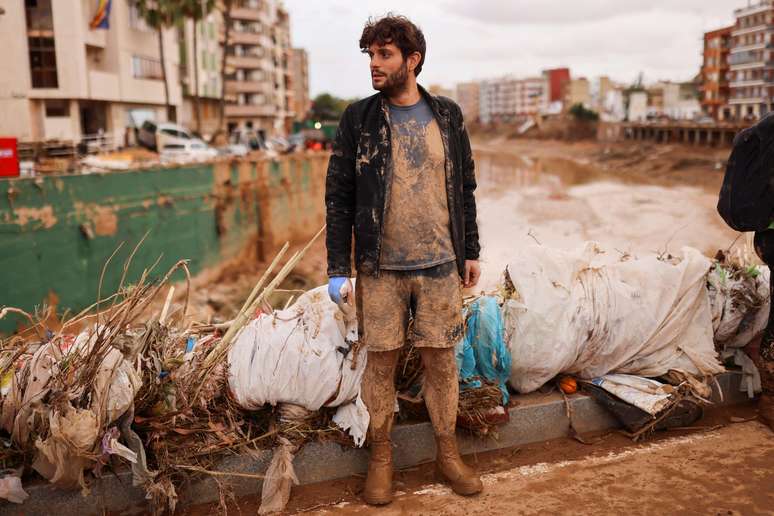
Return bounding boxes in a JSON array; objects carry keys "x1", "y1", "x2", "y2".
[{"x1": 753, "y1": 230, "x2": 774, "y2": 429}]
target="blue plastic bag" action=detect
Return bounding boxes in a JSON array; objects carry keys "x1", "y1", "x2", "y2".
[{"x1": 455, "y1": 296, "x2": 512, "y2": 404}]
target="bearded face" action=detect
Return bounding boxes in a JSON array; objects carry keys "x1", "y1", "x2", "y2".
[{"x1": 367, "y1": 42, "x2": 411, "y2": 95}]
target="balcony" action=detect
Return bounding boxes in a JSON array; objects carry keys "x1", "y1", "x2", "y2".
[
  {"x1": 88, "y1": 70, "x2": 120, "y2": 100},
  {"x1": 226, "y1": 55, "x2": 264, "y2": 69},
  {"x1": 224, "y1": 104, "x2": 277, "y2": 118},
  {"x1": 84, "y1": 29, "x2": 107, "y2": 48},
  {"x1": 224, "y1": 31, "x2": 262, "y2": 46},
  {"x1": 225, "y1": 80, "x2": 271, "y2": 94},
  {"x1": 230, "y1": 7, "x2": 261, "y2": 22},
  {"x1": 729, "y1": 79, "x2": 768, "y2": 87}
]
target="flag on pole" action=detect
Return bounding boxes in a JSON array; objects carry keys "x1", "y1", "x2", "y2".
[{"x1": 89, "y1": 0, "x2": 112, "y2": 30}]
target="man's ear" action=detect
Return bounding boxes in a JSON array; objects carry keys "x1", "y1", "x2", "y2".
[{"x1": 406, "y1": 51, "x2": 422, "y2": 74}]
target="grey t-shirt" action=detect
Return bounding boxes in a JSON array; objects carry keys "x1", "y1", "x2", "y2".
[{"x1": 380, "y1": 98, "x2": 456, "y2": 270}]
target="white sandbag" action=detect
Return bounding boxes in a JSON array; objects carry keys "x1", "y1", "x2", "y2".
[
  {"x1": 590, "y1": 374, "x2": 673, "y2": 415},
  {"x1": 504, "y1": 243, "x2": 724, "y2": 393},
  {"x1": 228, "y1": 285, "x2": 366, "y2": 414}
]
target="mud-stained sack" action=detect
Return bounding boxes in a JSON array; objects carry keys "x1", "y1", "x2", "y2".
[
  {"x1": 228, "y1": 285, "x2": 365, "y2": 412},
  {"x1": 503, "y1": 243, "x2": 725, "y2": 393}
]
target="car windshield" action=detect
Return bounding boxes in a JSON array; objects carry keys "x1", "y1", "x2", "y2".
[{"x1": 160, "y1": 128, "x2": 191, "y2": 139}]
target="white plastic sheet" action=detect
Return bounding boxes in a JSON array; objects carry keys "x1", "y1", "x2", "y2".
[
  {"x1": 504, "y1": 243, "x2": 725, "y2": 393},
  {"x1": 591, "y1": 374, "x2": 673, "y2": 415},
  {"x1": 228, "y1": 285, "x2": 368, "y2": 443}
]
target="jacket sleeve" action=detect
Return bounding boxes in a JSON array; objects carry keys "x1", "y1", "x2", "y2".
[
  {"x1": 456, "y1": 105, "x2": 481, "y2": 261},
  {"x1": 325, "y1": 106, "x2": 357, "y2": 278}
]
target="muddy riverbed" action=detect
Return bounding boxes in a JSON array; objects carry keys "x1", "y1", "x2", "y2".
[{"x1": 472, "y1": 139, "x2": 741, "y2": 290}]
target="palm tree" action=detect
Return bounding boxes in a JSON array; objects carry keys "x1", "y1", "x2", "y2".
[
  {"x1": 216, "y1": 0, "x2": 235, "y2": 139},
  {"x1": 181, "y1": 0, "x2": 216, "y2": 134},
  {"x1": 134, "y1": 0, "x2": 180, "y2": 122}
]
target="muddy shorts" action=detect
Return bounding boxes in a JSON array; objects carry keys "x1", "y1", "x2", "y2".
[{"x1": 355, "y1": 261, "x2": 464, "y2": 352}]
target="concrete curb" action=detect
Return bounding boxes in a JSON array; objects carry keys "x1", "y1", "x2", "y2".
[{"x1": 0, "y1": 371, "x2": 751, "y2": 515}]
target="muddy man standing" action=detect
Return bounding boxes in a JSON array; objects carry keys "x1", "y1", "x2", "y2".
[{"x1": 324, "y1": 14, "x2": 484, "y2": 505}]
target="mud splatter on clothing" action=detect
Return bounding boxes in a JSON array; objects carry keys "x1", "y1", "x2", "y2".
[
  {"x1": 355, "y1": 261, "x2": 463, "y2": 352},
  {"x1": 380, "y1": 98, "x2": 456, "y2": 270}
]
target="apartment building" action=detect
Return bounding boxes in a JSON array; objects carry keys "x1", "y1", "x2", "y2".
[
  {"x1": 479, "y1": 76, "x2": 548, "y2": 124},
  {"x1": 223, "y1": 0, "x2": 293, "y2": 138},
  {"x1": 563, "y1": 78, "x2": 591, "y2": 110},
  {"x1": 180, "y1": 10, "x2": 223, "y2": 138},
  {"x1": 728, "y1": 0, "x2": 774, "y2": 120},
  {"x1": 288, "y1": 48, "x2": 310, "y2": 121},
  {"x1": 701, "y1": 25, "x2": 733, "y2": 120},
  {"x1": 0, "y1": 0, "x2": 181, "y2": 146},
  {"x1": 542, "y1": 68, "x2": 570, "y2": 104},
  {"x1": 456, "y1": 81, "x2": 480, "y2": 123},
  {"x1": 428, "y1": 84, "x2": 456, "y2": 100}
]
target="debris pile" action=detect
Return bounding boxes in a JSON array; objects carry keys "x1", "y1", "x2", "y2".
[{"x1": 0, "y1": 237, "x2": 768, "y2": 513}]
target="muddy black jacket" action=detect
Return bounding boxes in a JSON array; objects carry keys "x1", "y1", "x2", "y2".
[{"x1": 325, "y1": 85, "x2": 480, "y2": 278}]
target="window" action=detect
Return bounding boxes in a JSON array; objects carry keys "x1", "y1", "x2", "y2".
[
  {"x1": 132, "y1": 56, "x2": 163, "y2": 80},
  {"x1": 29, "y1": 37, "x2": 58, "y2": 88},
  {"x1": 44, "y1": 99, "x2": 69, "y2": 117},
  {"x1": 25, "y1": 0, "x2": 58, "y2": 88}
]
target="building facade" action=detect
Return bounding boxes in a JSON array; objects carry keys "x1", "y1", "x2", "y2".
[
  {"x1": 728, "y1": 0, "x2": 774, "y2": 120},
  {"x1": 288, "y1": 48, "x2": 310, "y2": 121},
  {"x1": 180, "y1": 10, "x2": 223, "y2": 138},
  {"x1": 542, "y1": 68, "x2": 570, "y2": 103},
  {"x1": 223, "y1": 0, "x2": 293, "y2": 138},
  {"x1": 702, "y1": 25, "x2": 733, "y2": 121},
  {"x1": 479, "y1": 76, "x2": 548, "y2": 124},
  {"x1": 563, "y1": 78, "x2": 591, "y2": 110},
  {"x1": 456, "y1": 81, "x2": 480, "y2": 123},
  {"x1": 0, "y1": 0, "x2": 181, "y2": 146}
]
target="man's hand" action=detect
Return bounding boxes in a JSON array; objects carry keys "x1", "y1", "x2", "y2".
[
  {"x1": 328, "y1": 277, "x2": 354, "y2": 306},
  {"x1": 463, "y1": 260, "x2": 481, "y2": 289}
]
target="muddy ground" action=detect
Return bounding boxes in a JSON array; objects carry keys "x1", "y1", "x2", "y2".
[{"x1": 183, "y1": 404, "x2": 773, "y2": 515}]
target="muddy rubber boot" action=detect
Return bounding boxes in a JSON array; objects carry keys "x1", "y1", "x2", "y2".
[
  {"x1": 435, "y1": 433, "x2": 483, "y2": 496},
  {"x1": 363, "y1": 440, "x2": 393, "y2": 505}
]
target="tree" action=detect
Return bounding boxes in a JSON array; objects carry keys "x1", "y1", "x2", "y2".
[
  {"x1": 181, "y1": 0, "x2": 216, "y2": 134},
  {"x1": 569, "y1": 103, "x2": 599, "y2": 122},
  {"x1": 134, "y1": 0, "x2": 180, "y2": 122},
  {"x1": 216, "y1": 0, "x2": 235, "y2": 138},
  {"x1": 309, "y1": 93, "x2": 354, "y2": 121}
]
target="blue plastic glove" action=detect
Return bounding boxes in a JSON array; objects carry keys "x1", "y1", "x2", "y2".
[{"x1": 328, "y1": 277, "x2": 351, "y2": 305}]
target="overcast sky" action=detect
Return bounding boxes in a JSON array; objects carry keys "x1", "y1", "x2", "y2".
[{"x1": 282, "y1": 0, "x2": 740, "y2": 99}]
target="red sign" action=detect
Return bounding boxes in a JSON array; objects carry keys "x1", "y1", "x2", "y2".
[{"x1": 0, "y1": 138, "x2": 19, "y2": 177}]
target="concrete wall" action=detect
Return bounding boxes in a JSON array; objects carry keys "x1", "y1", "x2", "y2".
[{"x1": 0, "y1": 152, "x2": 329, "y2": 334}]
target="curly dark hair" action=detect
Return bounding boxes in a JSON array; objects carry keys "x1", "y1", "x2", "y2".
[{"x1": 359, "y1": 14, "x2": 426, "y2": 77}]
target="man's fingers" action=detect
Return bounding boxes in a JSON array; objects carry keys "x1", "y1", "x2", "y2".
[{"x1": 464, "y1": 266, "x2": 471, "y2": 288}]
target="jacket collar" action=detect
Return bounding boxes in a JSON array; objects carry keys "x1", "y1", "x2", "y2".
[{"x1": 377, "y1": 84, "x2": 450, "y2": 119}]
